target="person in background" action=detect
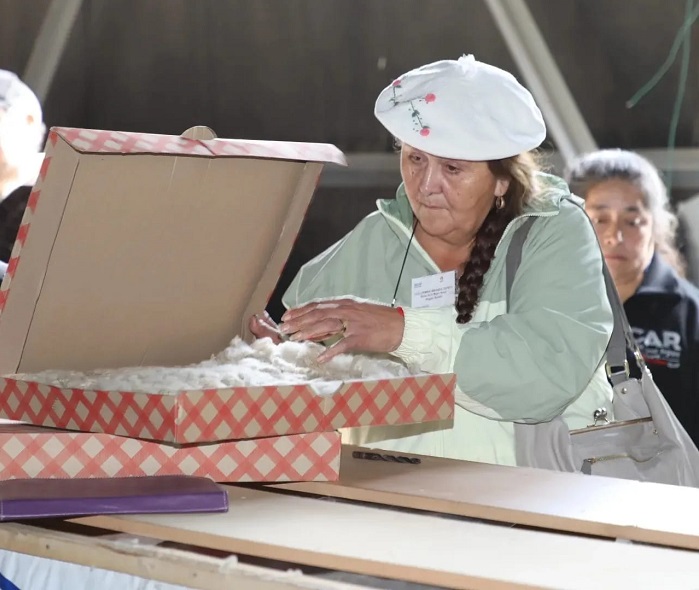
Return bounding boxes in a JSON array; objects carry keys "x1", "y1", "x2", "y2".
[
  {"x1": 0, "y1": 69, "x2": 45, "y2": 277},
  {"x1": 677, "y1": 193, "x2": 699, "y2": 285},
  {"x1": 251, "y1": 55, "x2": 614, "y2": 467},
  {"x1": 567, "y1": 149, "x2": 699, "y2": 445}
]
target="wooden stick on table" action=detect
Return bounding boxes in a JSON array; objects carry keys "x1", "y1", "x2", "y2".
[
  {"x1": 0, "y1": 522, "x2": 372, "y2": 590},
  {"x1": 273, "y1": 446, "x2": 699, "y2": 550}
]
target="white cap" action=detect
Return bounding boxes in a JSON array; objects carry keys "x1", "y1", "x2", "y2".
[
  {"x1": 374, "y1": 55, "x2": 546, "y2": 161},
  {"x1": 0, "y1": 71, "x2": 45, "y2": 195},
  {"x1": 0, "y1": 70, "x2": 42, "y2": 120}
]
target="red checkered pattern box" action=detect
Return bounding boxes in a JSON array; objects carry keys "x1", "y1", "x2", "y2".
[
  {"x1": 0, "y1": 374, "x2": 455, "y2": 444},
  {"x1": 0, "y1": 423, "x2": 341, "y2": 482},
  {"x1": 0, "y1": 127, "x2": 456, "y2": 457}
]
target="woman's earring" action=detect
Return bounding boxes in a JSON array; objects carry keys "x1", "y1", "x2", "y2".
[{"x1": 495, "y1": 195, "x2": 505, "y2": 210}]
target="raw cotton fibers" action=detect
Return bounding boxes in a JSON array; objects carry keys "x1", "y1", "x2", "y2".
[{"x1": 14, "y1": 337, "x2": 414, "y2": 395}]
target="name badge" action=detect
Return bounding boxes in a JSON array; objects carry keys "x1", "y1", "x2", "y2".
[{"x1": 411, "y1": 270, "x2": 456, "y2": 309}]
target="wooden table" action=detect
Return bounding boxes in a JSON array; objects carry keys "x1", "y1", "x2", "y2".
[{"x1": 2, "y1": 447, "x2": 699, "y2": 589}]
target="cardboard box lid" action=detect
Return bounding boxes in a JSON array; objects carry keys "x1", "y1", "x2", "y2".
[{"x1": 0, "y1": 127, "x2": 346, "y2": 374}]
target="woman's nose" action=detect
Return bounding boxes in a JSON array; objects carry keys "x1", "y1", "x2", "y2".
[
  {"x1": 602, "y1": 225, "x2": 623, "y2": 245},
  {"x1": 419, "y1": 163, "x2": 442, "y2": 194}
]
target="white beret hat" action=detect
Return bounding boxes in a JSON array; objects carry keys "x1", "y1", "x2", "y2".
[
  {"x1": 0, "y1": 69, "x2": 42, "y2": 119},
  {"x1": 374, "y1": 55, "x2": 546, "y2": 161}
]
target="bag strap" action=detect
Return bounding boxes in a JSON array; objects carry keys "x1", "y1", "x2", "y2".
[
  {"x1": 505, "y1": 216, "x2": 536, "y2": 305},
  {"x1": 504, "y1": 202, "x2": 646, "y2": 386},
  {"x1": 599, "y1": 248, "x2": 639, "y2": 384}
]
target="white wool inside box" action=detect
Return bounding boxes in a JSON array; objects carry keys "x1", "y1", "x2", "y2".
[{"x1": 15, "y1": 337, "x2": 415, "y2": 395}]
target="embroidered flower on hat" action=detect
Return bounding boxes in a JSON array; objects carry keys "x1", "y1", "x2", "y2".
[
  {"x1": 408, "y1": 99, "x2": 433, "y2": 136},
  {"x1": 389, "y1": 79, "x2": 404, "y2": 106},
  {"x1": 410, "y1": 93, "x2": 436, "y2": 136},
  {"x1": 389, "y1": 82, "x2": 437, "y2": 137}
]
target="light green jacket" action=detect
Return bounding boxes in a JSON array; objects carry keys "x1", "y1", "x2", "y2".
[{"x1": 283, "y1": 174, "x2": 614, "y2": 465}]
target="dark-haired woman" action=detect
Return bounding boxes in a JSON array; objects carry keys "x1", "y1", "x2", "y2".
[
  {"x1": 567, "y1": 149, "x2": 699, "y2": 445},
  {"x1": 250, "y1": 56, "x2": 614, "y2": 465}
]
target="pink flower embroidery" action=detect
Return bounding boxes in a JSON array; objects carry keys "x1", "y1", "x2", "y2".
[{"x1": 389, "y1": 82, "x2": 434, "y2": 136}]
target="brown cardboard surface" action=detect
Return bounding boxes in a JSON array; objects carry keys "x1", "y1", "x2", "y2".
[
  {"x1": 0, "y1": 130, "x2": 336, "y2": 374},
  {"x1": 0, "y1": 151, "x2": 79, "y2": 374}
]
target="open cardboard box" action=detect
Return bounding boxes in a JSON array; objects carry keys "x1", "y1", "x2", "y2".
[{"x1": 0, "y1": 127, "x2": 455, "y2": 444}]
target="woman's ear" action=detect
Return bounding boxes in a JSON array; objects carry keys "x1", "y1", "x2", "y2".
[{"x1": 495, "y1": 177, "x2": 510, "y2": 197}]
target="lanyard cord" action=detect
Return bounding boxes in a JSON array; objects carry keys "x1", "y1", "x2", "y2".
[{"x1": 390, "y1": 218, "x2": 418, "y2": 308}]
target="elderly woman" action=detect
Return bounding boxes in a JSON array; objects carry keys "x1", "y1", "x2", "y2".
[
  {"x1": 567, "y1": 149, "x2": 699, "y2": 445},
  {"x1": 251, "y1": 55, "x2": 614, "y2": 466}
]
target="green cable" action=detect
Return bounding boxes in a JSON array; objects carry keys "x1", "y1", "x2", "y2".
[
  {"x1": 626, "y1": 2, "x2": 699, "y2": 109},
  {"x1": 665, "y1": 0, "x2": 694, "y2": 192}
]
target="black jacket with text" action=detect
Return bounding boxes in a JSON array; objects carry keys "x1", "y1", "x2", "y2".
[{"x1": 625, "y1": 254, "x2": 699, "y2": 445}]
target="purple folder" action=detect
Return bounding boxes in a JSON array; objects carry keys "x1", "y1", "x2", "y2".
[{"x1": 0, "y1": 475, "x2": 228, "y2": 521}]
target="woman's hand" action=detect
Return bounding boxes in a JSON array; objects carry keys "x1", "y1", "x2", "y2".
[
  {"x1": 248, "y1": 311, "x2": 284, "y2": 344},
  {"x1": 280, "y1": 299, "x2": 405, "y2": 362}
]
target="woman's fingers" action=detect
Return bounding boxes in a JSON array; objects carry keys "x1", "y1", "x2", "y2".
[
  {"x1": 281, "y1": 302, "x2": 316, "y2": 321},
  {"x1": 317, "y1": 335, "x2": 355, "y2": 363},
  {"x1": 282, "y1": 300, "x2": 405, "y2": 362},
  {"x1": 259, "y1": 311, "x2": 281, "y2": 331},
  {"x1": 286, "y1": 316, "x2": 346, "y2": 342},
  {"x1": 261, "y1": 300, "x2": 405, "y2": 363},
  {"x1": 248, "y1": 314, "x2": 282, "y2": 344},
  {"x1": 281, "y1": 300, "x2": 350, "y2": 322},
  {"x1": 281, "y1": 305, "x2": 340, "y2": 338}
]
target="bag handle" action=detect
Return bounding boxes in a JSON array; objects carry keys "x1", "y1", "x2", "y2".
[{"x1": 505, "y1": 200, "x2": 647, "y2": 386}]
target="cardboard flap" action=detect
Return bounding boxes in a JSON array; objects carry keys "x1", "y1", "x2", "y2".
[
  {"x1": 52, "y1": 127, "x2": 348, "y2": 165},
  {"x1": 0, "y1": 127, "x2": 346, "y2": 374}
]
